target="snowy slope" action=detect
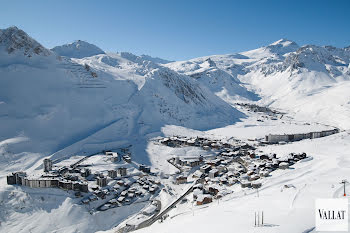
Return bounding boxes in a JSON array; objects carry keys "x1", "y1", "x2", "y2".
[
  {"x1": 0, "y1": 26, "x2": 246, "y2": 232},
  {"x1": 134, "y1": 132, "x2": 350, "y2": 233},
  {"x1": 2, "y1": 27, "x2": 350, "y2": 233},
  {"x1": 0, "y1": 26, "x2": 243, "y2": 168},
  {"x1": 165, "y1": 57, "x2": 260, "y2": 103},
  {"x1": 51, "y1": 40, "x2": 105, "y2": 58},
  {"x1": 166, "y1": 39, "x2": 350, "y2": 129}
]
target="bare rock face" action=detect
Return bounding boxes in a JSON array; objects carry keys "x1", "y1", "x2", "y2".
[{"x1": 0, "y1": 26, "x2": 51, "y2": 57}]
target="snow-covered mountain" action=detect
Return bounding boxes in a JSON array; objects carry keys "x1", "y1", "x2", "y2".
[
  {"x1": 166, "y1": 39, "x2": 350, "y2": 129},
  {"x1": 139, "y1": 54, "x2": 172, "y2": 64},
  {"x1": 165, "y1": 57, "x2": 260, "y2": 103},
  {"x1": 0, "y1": 26, "x2": 243, "y2": 168},
  {"x1": 2, "y1": 26, "x2": 350, "y2": 233},
  {"x1": 51, "y1": 40, "x2": 105, "y2": 58}
]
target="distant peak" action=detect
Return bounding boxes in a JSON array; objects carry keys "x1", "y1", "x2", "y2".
[
  {"x1": 139, "y1": 54, "x2": 172, "y2": 64},
  {"x1": 266, "y1": 38, "x2": 299, "y2": 55},
  {"x1": 269, "y1": 38, "x2": 298, "y2": 47},
  {"x1": 0, "y1": 26, "x2": 51, "y2": 56},
  {"x1": 51, "y1": 40, "x2": 105, "y2": 58},
  {"x1": 5, "y1": 26, "x2": 19, "y2": 31}
]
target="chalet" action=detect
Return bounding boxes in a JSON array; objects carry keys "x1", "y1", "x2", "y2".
[
  {"x1": 128, "y1": 193, "x2": 135, "y2": 198},
  {"x1": 193, "y1": 184, "x2": 204, "y2": 190},
  {"x1": 109, "y1": 199, "x2": 118, "y2": 205},
  {"x1": 192, "y1": 170, "x2": 204, "y2": 178},
  {"x1": 279, "y1": 162, "x2": 289, "y2": 169},
  {"x1": 249, "y1": 174, "x2": 260, "y2": 181},
  {"x1": 221, "y1": 151, "x2": 236, "y2": 157},
  {"x1": 193, "y1": 188, "x2": 203, "y2": 200},
  {"x1": 265, "y1": 163, "x2": 273, "y2": 169},
  {"x1": 186, "y1": 158, "x2": 203, "y2": 167},
  {"x1": 240, "y1": 181, "x2": 251, "y2": 188},
  {"x1": 175, "y1": 176, "x2": 187, "y2": 185},
  {"x1": 206, "y1": 159, "x2": 221, "y2": 167},
  {"x1": 247, "y1": 170, "x2": 255, "y2": 176},
  {"x1": 118, "y1": 196, "x2": 125, "y2": 203},
  {"x1": 208, "y1": 186, "x2": 219, "y2": 195},
  {"x1": 149, "y1": 187, "x2": 156, "y2": 193},
  {"x1": 252, "y1": 182, "x2": 262, "y2": 189},
  {"x1": 210, "y1": 143, "x2": 221, "y2": 149},
  {"x1": 228, "y1": 178, "x2": 238, "y2": 186},
  {"x1": 259, "y1": 171, "x2": 270, "y2": 177},
  {"x1": 139, "y1": 164, "x2": 151, "y2": 173},
  {"x1": 135, "y1": 190, "x2": 143, "y2": 196},
  {"x1": 271, "y1": 160, "x2": 279, "y2": 169},
  {"x1": 120, "y1": 190, "x2": 128, "y2": 196},
  {"x1": 259, "y1": 154, "x2": 270, "y2": 160},
  {"x1": 295, "y1": 152, "x2": 307, "y2": 160},
  {"x1": 196, "y1": 194, "x2": 212, "y2": 205},
  {"x1": 219, "y1": 176, "x2": 228, "y2": 184},
  {"x1": 123, "y1": 155, "x2": 132, "y2": 163},
  {"x1": 217, "y1": 165, "x2": 227, "y2": 173},
  {"x1": 117, "y1": 180, "x2": 125, "y2": 186}
]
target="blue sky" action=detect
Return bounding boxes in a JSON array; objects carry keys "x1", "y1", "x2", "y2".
[{"x1": 1, "y1": 0, "x2": 349, "y2": 60}]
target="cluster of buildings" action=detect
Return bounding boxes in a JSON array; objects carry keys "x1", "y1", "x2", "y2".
[
  {"x1": 168, "y1": 156, "x2": 204, "y2": 172},
  {"x1": 171, "y1": 147, "x2": 308, "y2": 205},
  {"x1": 86, "y1": 175, "x2": 160, "y2": 211},
  {"x1": 159, "y1": 136, "x2": 234, "y2": 150},
  {"x1": 159, "y1": 136, "x2": 253, "y2": 154},
  {"x1": 236, "y1": 103, "x2": 282, "y2": 115},
  {"x1": 7, "y1": 158, "x2": 89, "y2": 193},
  {"x1": 6, "y1": 149, "x2": 135, "y2": 196},
  {"x1": 265, "y1": 128, "x2": 339, "y2": 143}
]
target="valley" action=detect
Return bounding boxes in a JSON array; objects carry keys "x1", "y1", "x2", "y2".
[{"x1": 0, "y1": 26, "x2": 350, "y2": 233}]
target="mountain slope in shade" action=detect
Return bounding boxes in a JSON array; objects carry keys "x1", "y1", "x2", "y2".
[{"x1": 51, "y1": 40, "x2": 105, "y2": 58}]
